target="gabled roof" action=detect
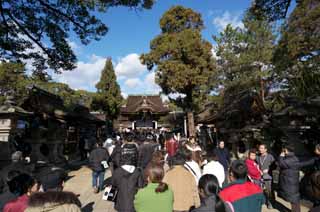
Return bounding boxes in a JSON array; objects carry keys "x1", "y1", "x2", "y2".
[{"x1": 121, "y1": 95, "x2": 169, "y2": 114}]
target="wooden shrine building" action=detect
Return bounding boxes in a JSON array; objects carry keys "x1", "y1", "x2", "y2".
[{"x1": 116, "y1": 95, "x2": 170, "y2": 130}]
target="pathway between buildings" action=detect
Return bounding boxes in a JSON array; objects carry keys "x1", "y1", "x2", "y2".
[{"x1": 63, "y1": 165, "x2": 312, "y2": 212}]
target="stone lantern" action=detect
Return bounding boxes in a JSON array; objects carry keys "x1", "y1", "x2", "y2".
[{"x1": 0, "y1": 97, "x2": 33, "y2": 166}]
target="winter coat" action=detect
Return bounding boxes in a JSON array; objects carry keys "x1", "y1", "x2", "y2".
[
  {"x1": 134, "y1": 183, "x2": 173, "y2": 212},
  {"x1": 3, "y1": 194, "x2": 29, "y2": 212},
  {"x1": 89, "y1": 147, "x2": 109, "y2": 172},
  {"x1": 202, "y1": 161, "x2": 225, "y2": 187},
  {"x1": 25, "y1": 191, "x2": 81, "y2": 212},
  {"x1": 278, "y1": 153, "x2": 315, "y2": 203},
  {"x1": 165, "y1": 138, "x2": 179, "y2": 157},
  {"x1": 138, "y1": 143, "x2": 160, "y2": 169},
  {"x1": 111, "y1": 166, "x2": 144, "y2": 212},
  {"x1": 214, "y1": 148, "x2": 230, "y2": 171},
  {"x1": 220, "y1": 180, "x2": 264, "y2": 212},
  {"x1": 246, "y1": 159, "x2": 262, "y2": 180},
  {"x1": 163, "y1": 165, "x2": 200, "y2": 211}
]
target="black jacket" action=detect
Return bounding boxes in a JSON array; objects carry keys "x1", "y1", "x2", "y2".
[
  {"x1": 138, "y1": 143, "x2": 160, "y2": 169},
  {"x1": 278, "y1": 153, "x2": 314, "y2": 203},
  {"x1": 111, "y1": 167, "x2": 143, "y2": 212},
  {"x1": 214, "y1": 148, "x2": 230, "y2": 171},
  {"x1": 89, "y1": 147, "x2": 109, "y2": 172},
  {"x1": 192, "y1": 195, "x2": 217, "y2": 212}
]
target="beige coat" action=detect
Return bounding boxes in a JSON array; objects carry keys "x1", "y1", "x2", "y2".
[
  {"x1": 25, "y1": 203, "x2": 81, "y2": 212},
  {"x1": 163, "y1": 165, "x2": 200, "y2": 211}
]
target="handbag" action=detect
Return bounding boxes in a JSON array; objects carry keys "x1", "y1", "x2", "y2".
[{"x1": 102, "y1": 186, "x2": 118, "y2": 202}]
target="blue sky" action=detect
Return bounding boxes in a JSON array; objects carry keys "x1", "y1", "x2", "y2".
[{"x1": 52, "y1": 0, "x2": 252, "y2": 98}]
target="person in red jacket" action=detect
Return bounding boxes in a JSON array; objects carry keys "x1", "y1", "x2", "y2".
[
  {"x1": 245, "y1": 148, "x2": 262, "y2": 186},
  {"x1": 164, "y1": 133, "x2": 179, "y2": 167}
]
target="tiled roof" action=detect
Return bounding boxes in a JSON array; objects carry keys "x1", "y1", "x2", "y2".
[{"x1": 121, "y1": 95, "x2": 169, "y2": 114}]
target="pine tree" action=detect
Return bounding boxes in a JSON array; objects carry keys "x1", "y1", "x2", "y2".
[{"x1": 92, "y1": 58, "x2": 123, "y2": 120}]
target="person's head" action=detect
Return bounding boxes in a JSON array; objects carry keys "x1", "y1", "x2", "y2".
[
  {"x1": 206, "y1": 151, "x2": 218, "y2": 162},
  {"x1": 150, "y1": 151, "x2": 165, "y2": 167},
  {"x1": 259, "y1": 144, "x2": 268, "y2": 155},
  {"x1": 11, "y1": 151, "x2": 23, "y2": 162},
  {"x1": 218, "y1": 141, "x2": 225, "y2": 149},
  {"x1": 198, "y1": 174, "x2": 227, "y2": 212},
  {"x1": 282, "y1": 143, "x2": 295, "y2": 155},
  {"x1": 171, "y1": 149, "x2": 186, "y2": 166},
  {"x1": 315, "y1": 144, "x2": 320, "y2": 156},
  {"x1": 229, "y1": 160, "x2": 248, "y2": 182},
  {"x1": 7, "y1": 173, "x2": 38, "y2": 196},
  {"x1": 248, "y1": 148, "x2": 257, "y2": 161},
  {"x1": 41, "y1": 169, "x2": 67, "y2": 192},
  {"x1": 145, "y1": 164, "x2": 168, "y2": 193},
  {"x1": 198, "y1": 174, "x2": 220, "y2": 198}
]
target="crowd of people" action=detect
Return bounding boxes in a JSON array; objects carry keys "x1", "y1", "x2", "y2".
[{"x1": 1, "y1": 131, "x2": 320, "y2": 212}]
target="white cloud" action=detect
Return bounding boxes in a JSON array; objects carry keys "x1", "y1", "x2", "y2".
[
  {"x1": 53, "y1": 54, "x2": 105, "y2": 91},
  {"x1": 213, "y1": 11, "x2": 244, "y2": 31},
  {"x1": 124, "y1": 78, "x2": 142, "y2": 88},
  {"x1": 67, "y1": 39, "x2": 82, "y2": 54},
  {"x1": 144, "y1": 72, "x2": 161, "y2": 94},
  {"x1": 115, "y1": 53, "x2": 147, "y2": 79}
]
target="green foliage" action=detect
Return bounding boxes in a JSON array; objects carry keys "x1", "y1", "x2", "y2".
[
  {"x1": 213, "y1": 11, "x2": 275, "y2": 100},
  {"x1": 141, "y1": 6, "x2": 216, "y2": 112},
  {"x1": 0, "y1": 62, "x2": 29, "y2": 104},
  {"x1": 92, "y1": 58, "x2": 122, "y2": 119},
  {"x1": 250, "y1": 0, "x2": 294, "y2": 21},
  {"x1": 273, "y1": 0, "x2": 320, "y2": 98},
  {"x1": 0, "y1": 0, "x2": 154, "y2": 74}
]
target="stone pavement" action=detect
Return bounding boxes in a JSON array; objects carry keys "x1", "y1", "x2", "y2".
[{"x1": 63, "y1": 165, "x2": 312, "y2": 212}]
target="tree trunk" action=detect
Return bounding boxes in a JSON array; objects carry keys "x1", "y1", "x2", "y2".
[{"x1": 187, "y1": 111, "x2": 195, "y2": 137}]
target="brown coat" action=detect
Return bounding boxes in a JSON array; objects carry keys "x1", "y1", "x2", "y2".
[
  {"x1": 25, "y1": 191, "x2": 81, "y2": 212},
  {"x1": 163, "y1": 165, "x2": 200, "y2": 211}
]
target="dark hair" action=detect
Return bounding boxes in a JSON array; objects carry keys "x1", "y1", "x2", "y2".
[
  {"x1": 146, "y1": 165, "x2": 168, "y2": 193},
  {"x1": 7, "y1": 173, "x2": 36, "y2": 196},
  {"x1": 171, "y1": 149, "x2": 186, "y2": 166},
  {"x1": 230, "y1": 160, "x2": 248, "y2": 180},
  {"x1": 28, "y1": 191, "x2": 81, "y2": 208},
  {"x1": 283, "y1": 143, "x2": 295, "y2": 153},
  {"x1": 199, "y1": 174, "x2": 220, "y2": 196},
  {"x1": 206, "y1": 151, "x2": 218, "y2": 161},
  {"x1": 249, "y1": 148, "x2": 257, "y2": 155},
  {"x1": 198, "y1": 174, "x2": 227, "y2": 212},
  {"x1": 259, "y1": 144, "x2": 267, "y2": 149}
]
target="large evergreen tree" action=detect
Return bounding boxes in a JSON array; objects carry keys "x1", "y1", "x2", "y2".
[
  {"x1": 273, "y1": 0, "x2": 320, "y2": 98},
  {"x1": 0, "y1": 0, "x2": 154, "y2": 74},
  {"x1": 141, "y1": 6, "x2": 216, "y2": 136},
  {"x1": 92, "y1": 58, "x2": 122, "y2": 120},
  {"x1": 213, "y1": 11, "x2": 275, "y2": 102}
]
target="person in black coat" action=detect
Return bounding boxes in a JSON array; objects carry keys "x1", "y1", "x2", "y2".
[
  {"x1": 214, "y1": 141, "x2": 230, "y2": 184},
  {"x1": 89, "y1": 141, "x2": 109, "y2": 193},
  {"x1": 110, "y1": 138, "x2": 143, "y2": 212},
  {"x1": 278, "y1": 144, "x2": 315, "y2": 212}
]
